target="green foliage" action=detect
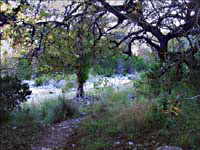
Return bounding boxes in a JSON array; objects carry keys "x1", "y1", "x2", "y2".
[
  {"x1": 92, "y1": 55, "x2": 118, "y2": 76},
  {"x1": 78, "y1": 81, "x2": 200, "y2": 149},
  {"x1": 0, "y1": 75, "x2": 31, "y2": 124},
  {"x1": 16, "y1": 59, "x2": 32, "y2": 80},
  {"x1": 147, "y1": 99, "x2": 200, "y2": 148},
  {"x1": 132, "y1": 55, "x2": 200, "y2": 148},
  {"x1": 36, "y1": 23, "x2": 111, "y2": 97},
  {"x1": 174, "y1": 100, "x2": 200, "y2": 146},
  {"x1": 93, "y1": 64, "x2": 116, "y2": 77},
  {"x1": 92, "y1": 55, "x2": 148, "y2": 76},
  {"x1": 35, "y1": 74, "x2": 50, "y2": 86},
  {"x1": 37, "y1": 65, "x2": 53, "y2": 74},
  {"x1": 78, "y1": 62, "x2": 90, "y2": 83},
  {"x1": 35, "y1": 73, "x2": 68, "y2": 86},
  {"x1": 62, "y1": 74, "x2": 77, "y2": 93},
  {"x1": 9, "y1": 96, "x2": 80, "y2": 126},
  {"x1": 126, "y1": 55, "x2": 147, "y2": 71},
  {"x1": 53, "y1": 73, "x2": 65, "y2": 81}
]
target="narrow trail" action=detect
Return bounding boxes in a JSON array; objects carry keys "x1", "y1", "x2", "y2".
[{"x1": 31, "y1": 117, "x2": 84, "y2": 150}]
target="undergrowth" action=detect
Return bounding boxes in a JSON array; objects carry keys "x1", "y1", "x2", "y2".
[
  {"x1": 65, "y1": 69, "x2": 200, "y2": 150},
  {"x1": 9, "y1": 96, "x2": 80, "y2": 126}
]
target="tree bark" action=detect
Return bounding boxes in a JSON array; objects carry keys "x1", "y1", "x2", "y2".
[
  {"x1": 76, "y1": 80, "x2": 84, "y2": 98},
  {"x1": 76, "y1": 63, "x2": 85, "y2": 98}
]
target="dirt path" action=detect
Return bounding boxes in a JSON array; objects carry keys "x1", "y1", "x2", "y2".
[{"x1": 31, "y1": 117, "x2": 84, "y2": 150}]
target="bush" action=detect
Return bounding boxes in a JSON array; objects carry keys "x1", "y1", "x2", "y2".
[
  {"x1": 0, "y1": 75, "x2": 31, "y2": 124},
  {"x1": 133, "y1": 57, "x2": 200, "y2": 148},
  {"x1": 16, "y1": 59, "x2": 32, "y2": 80}
]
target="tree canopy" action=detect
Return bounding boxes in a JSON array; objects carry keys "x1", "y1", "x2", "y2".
[{"x1": 1, "y1": 0, "x2": 200, "y2": 95}]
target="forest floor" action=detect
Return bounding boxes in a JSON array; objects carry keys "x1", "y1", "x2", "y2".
[
  {"x1": 0, "y1": 117, "x2": 85, "y2": 150},
  {"x1": 31, "y1": 117, "x2": 85, "y2": 150},
  {"x1": 0, "y1": 123, "x2": 43, "y2": 150}
]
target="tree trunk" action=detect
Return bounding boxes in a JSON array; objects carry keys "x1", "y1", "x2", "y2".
[
  {"x1": 76, "y1": 63, "x2": 85, "y2": 98},
  {"x1": 76, "y1": 81, "x2": 84, "y2": 98}
]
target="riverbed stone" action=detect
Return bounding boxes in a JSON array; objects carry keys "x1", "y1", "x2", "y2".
[{"x1": 54, "y1": 79, "x2": 67, "y2": 88}]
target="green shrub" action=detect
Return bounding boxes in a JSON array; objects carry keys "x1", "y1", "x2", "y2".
[
  {"x1": 174, "y1": 100, "x2": 200, "y2": 146},
  {"x1": 0, "y1": 75, "x2": 31, "y2": 124},
  {"x1": 133, "y1": 56, "x2": 200, "y2": 148},
  {"x1": 35, "y1": 74, "x2": 51, "y2": 86},
  {"x1": 35, "y1": 76, "x2": 45, "y2": 86},
  {"x1": 16, "y1": 59, "x2": 32, "y2": 80},
  {"x1": 53, "y1": 73, "x2": 65, "y2": 81},
  {"x1": 92, "y1": 64, "x2": 115, "y2": 77}
]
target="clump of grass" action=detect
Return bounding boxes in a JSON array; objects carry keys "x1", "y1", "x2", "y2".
[
  {"x1": 116, "y1": 102, "x2": 151, "y2": 132},
  {"x1": 41, "y1": 96, "x2": 79, "y2": 123},
  {"x1": 75, "y1": 88, "x2": 152, "y2": 150},
  {"x1": 9, "y1": 96, "x2": 80, "y2": 126}
]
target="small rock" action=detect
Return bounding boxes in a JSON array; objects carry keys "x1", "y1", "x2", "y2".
[
  {"x1": 152, "y1": 140, "x2": 156, "y2": 144},
  {"x1": 54, "y1": 79, "x2": 67, "y2": 88},
  {"x1": 51, "y1": 127, "x2": 55, "y2": 130},
  {"x1": 113, "y1": 141, "x2": 121, "y2": 145},
  {"x1": 155, "y1": 142, "x2": 160, "y2": 147},
  {"x1": 156, "y1": 146, "x2": 183, "y2": 150},
  {"x1": 128, "y1": 141, "x2": 134, "y2": 145},
  {"x1": 128, "y1": 75, "x2": 135, "y2": 80},
  {"x1": 128, "y1": 94, "x2": 136, "y2": 100}
]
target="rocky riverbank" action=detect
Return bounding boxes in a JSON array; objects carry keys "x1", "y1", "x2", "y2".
[{"x1": 23, "y1": 74, "x2": 140, "y2": 105}]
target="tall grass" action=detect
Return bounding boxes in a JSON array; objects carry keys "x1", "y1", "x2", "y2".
[{"x1": 9, "y1": 96, "x2": 80, "y2": 126}]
